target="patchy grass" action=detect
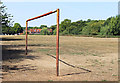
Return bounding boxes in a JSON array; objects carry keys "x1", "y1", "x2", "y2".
[
  {"x1": 102, "y1": 80, "x2": 107, "y2": 81},
  {"x1": 38, "y1": 48, "x2": 51, "y2": 52},
  {"x1": 2, "y1": 35, "x2": 118, "y2": 81},
  {"x1": 48, "y1": 80, "x2": 53, "y2": 81},
  {"x1": 112, "y1": 74, "x2": 117, "y2": 76},
  {"x1": 92, "y1": 54, "x2": 98, "y2": 56},
  {"x1": 110, "y1": 60, "x2": 114, "y2": 64},
  {"x1": 108, "y1": 68, "x2": 113, "y2": 70},
  {"x1": 71, "y1": 52, "x2": 84, "y2": 55}
]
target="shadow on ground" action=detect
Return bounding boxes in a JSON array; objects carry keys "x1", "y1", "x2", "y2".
[
  {"x1": 3, "y1": 44, "x2": 53, "y2": 48},
  {"x1": 1, "y1": 38, "x2": 24, "y2": 41},
  {"x1": 47, "y1": 54, "x2": 91, "y2": 76},
  {"x1": 2, "y1": 45, "x2": 39, "y2": 61},
  {"x1": 2, "y1": 64, "x2": 37, "y2": 79},
  {"x1": 2, "y1": 64, "x2": 37, "y2": 72},
  {"x1": 2, "y1": 37, "x2": 39, "y2": 77}
]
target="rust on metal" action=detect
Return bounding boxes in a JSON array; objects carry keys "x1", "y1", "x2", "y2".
[
  {"x1": 27, "y1": 10, "x2": 57, "y2": 22},
  {"x1": 56, "y1": 8, "x2": 59, "y2": 76},
  {"x1": 25, "y1": 21, "x2": 28, "y2": 55},
  {"x1": 25, "y1": 9, "x2": 60, "y2": 76}
]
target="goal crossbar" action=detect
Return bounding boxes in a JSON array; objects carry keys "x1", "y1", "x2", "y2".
[{"x1": 26, "y1": 10, "x2": 57, "y2": 22}]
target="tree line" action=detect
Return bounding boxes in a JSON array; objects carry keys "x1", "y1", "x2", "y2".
[
  {"x1": 1, "y1": 3, "x2": 120, "y2": 37},
  {"x1": 56, "y1": 16, "x2": 120, "y2": 37}
]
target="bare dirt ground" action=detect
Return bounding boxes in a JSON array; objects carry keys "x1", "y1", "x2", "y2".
[{"x1": 1, "y1": 35, "x2": 118, "y2": 81}]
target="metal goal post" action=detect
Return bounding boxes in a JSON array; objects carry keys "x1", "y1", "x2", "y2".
[{"x1": 25, "y1": 9, "x2": 60, "y2": 76}]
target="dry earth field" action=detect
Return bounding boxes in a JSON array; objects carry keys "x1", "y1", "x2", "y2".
[{"x1": 1, "y1": 35, "x2": 118, "y2": 81}]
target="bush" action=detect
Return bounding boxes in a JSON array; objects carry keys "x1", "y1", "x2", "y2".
[{"x1": 40, "y1": 27, "x2": 50, "y2": 35}]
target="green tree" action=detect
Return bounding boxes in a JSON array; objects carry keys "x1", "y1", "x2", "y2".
[
  {"x1": 101, "y1": 16, "x2": 120, "y2": 36},
  {"x1": 33, "y1": 26, "x2": 38, "y2": 29},
  {"x1": 87, "y1": 19, "x2": 92, "y2": 22},
  {"x1": 40, "y1": 27, "x2": 50, "y2": 35},
  {"x1": 1, "y1": 3, "x2": 14, "y2": 34},
  {"x1": 50, "y1": 25, "x2": 56, "y2": 31},
  {"x1": 40, "y1": 25, "x2": 47, "y2": 29},
  {"x1": 53, "y1": 29, "x2": 56, "y2": 35},
  {"x1": 103, "y1": 17, "x2": 112, "y2": 26},
  {"x1": 109, "y1": 16, "x2": 120, "y2": 35},
  {"x1": 82, "y1": 26, "x2": 91, "y2": 35},
  {"x1": 13, "y1": 23, "x2": 23, "y2": 34},
  {"x1": 49, "y1": 25, "x2": 56, "y2": 35},
  {"x1": 74, "y1": 20, "x2": 87, "y2": 33},
  {"x1": 70, "y1": 25, "x2": 79, "y2": 35},
  {"x1": 100, "y1": 25, "x2": 110, "y2": 35},
  {"x1": 59, "y1": 19, "x2": 71, "y2": 33},
  {"x1": 82, "y1": 20, "x2": 104, "y2": 35}
]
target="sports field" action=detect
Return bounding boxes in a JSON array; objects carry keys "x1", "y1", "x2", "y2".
[{"x1": 2, "y1": 35, "x2": 118, "y2": 81}]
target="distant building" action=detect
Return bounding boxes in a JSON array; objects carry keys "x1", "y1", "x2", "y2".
[
  {"x1": 22, "y1": 28, "x2": 53, "y2": 35},
  {"x1": 29, "y1": 29, "x2": 42, "y2": 34}
]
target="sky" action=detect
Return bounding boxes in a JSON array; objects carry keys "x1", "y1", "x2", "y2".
[
  {"x1": 1, "y1": 0, "x2": 119, "y2": 2},
  {"x1": 1, "y1": 0, "x2": 119, "y2": 27}
]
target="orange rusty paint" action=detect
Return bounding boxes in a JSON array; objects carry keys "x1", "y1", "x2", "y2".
[
  {"x1": 25, "y1": 21, "x2": 28, "y2": 55},
  {"x1": 25, "y1": 9, "x2": 60, "y2": 76},
  {"x1": 27, "y1": 10, "x2": 57, "y2": 22},
  {"x1": 56, "y1": 8, "x2": 59, "y2": 76}
]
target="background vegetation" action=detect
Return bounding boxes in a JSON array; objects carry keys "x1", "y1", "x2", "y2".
[{"x1": 1, "y1": 3, "x2": 120, "y2": 37}]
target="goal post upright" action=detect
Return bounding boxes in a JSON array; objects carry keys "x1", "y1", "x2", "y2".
[
  {"x1": 25, "y1": 9, "x2": 60, "y2": 76},
  {"x1": 56, "y1": 9, "x2": 59, "y2": 76},
  {"x1": 25, "y1": 21, "x2": 28, "y2": 55}
]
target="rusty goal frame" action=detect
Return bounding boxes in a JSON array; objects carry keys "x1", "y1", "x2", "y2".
[{"x1": 25, "y1": 9, "x2": 60, "y2": 76}]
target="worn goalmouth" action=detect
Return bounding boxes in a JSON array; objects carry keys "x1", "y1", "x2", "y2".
[{"x1": 25, "y1": 9, "x2": 60, "y2": 76}]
